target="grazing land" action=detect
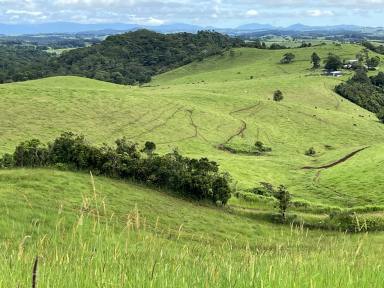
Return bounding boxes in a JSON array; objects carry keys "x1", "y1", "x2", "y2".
[{"x1": 1, "y1": 42, "x2": 384, "y2": 286}]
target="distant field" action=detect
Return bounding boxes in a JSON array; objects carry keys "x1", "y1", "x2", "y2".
[
  {"x1": 259, "y1": 36, "x2": 336, "y2": 48},
  {"x1": 2, "y1": 43, "x2": 384, "y2": 286}
]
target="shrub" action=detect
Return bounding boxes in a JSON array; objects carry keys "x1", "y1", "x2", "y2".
[
  {"x1": 0, "y1": 153, "x2": 14, "y2": 168},
  {"x1": 251, "y1": 182, "x2": 275, "y2": 196},
  {"x1": 273, "y1": 90, "x2": 284, "y2": 102},
  {"x1": 280, "y1": 53, "x2": 295, "y2": 64},
  {"x1": 254, "y1": 141, "x2": 272, "y2": 154},
  {"x1": 305, "y1": 147, "x2": 316, "y2": 156},
  {"x1": 13, "y1": 139, "x2": 49, "y2": 167},
  {"x1": 274, "y1": 185, "x2": 291, "y2": 222},
  {"x1": 1, "y1": 132, "x2": 232, "y2": 205}
]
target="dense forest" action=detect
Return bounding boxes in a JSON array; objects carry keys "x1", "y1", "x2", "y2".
[
  {"x1": 0, "y1": 30, "x2": 245, "y2": 84},
  {"x1": 335, "y1": 69, "x2": 384, "y2": 113},
  {"x1": 50, "y1": 30, "x2": 244, "y2": 84},
  {"x1": 0, "y1": 45, "x2": 52, "y2": 83},
  {"x1": 362, "y1": 41, "x2": 384, "y2": 55}
]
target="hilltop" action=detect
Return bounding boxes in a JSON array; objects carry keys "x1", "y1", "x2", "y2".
[{"x1": 0, "y1": 30, "x2": 244, "y2": 84}]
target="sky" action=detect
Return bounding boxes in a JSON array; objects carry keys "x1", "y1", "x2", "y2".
[{"x1": 0, "y1": 0, "x2": 384, "y2": 27}]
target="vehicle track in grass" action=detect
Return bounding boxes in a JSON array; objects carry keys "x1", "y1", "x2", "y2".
[
  {"x1": 216, "y1": 101, "x2": 262, "y2": 152},
  {"x1": 158, "y1": 109, "x2": 210, "y2": 145},
  {"x1": 133, "y1": 106, "x2": 184, "y2": 138},
  {"x1": 302, "y1": 147, "x2": 369, "y2": 170},
  {"x1": 224, "y1": 101, "x2": 262, "y2": 144}
]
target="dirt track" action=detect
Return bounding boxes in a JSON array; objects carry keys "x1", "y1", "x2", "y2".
[{"x1": 302, "y1": 147, "x2": 368, "y2": 170}]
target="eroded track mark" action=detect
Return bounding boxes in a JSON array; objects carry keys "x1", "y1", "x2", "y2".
[{"x1": 302, "y1": 147, "x2": 369, "y2": 170}]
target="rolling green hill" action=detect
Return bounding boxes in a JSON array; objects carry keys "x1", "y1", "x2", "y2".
[
  {"x1": 2, "y1": 43, "x2": 384, "y2": 286},
  {"x1": 1, "y1": 44, "x2": 384, "y2": 208},
  {"x1": 1, "y1": 169, "x2": 384, "y2": 287}
]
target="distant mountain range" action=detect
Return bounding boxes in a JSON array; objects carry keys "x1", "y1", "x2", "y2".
[{"x1": 0, "y1": 22, "x2": 382, "y2": 36}]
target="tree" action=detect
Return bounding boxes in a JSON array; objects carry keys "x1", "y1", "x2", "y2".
[
  {"x1": 371, "y1": 72, "x2": 384, "y2": 87},
  {"x1": 280, "y1": 53, "x2": 295, "y2": 64},
  {"x1": 305, "y1": 147, "x2": 316, "y2": 156},
  {"x1": 366, "y1": 56, "x2": 380, "y2": 69},
  {"x1": 311, "y1": 52, "x2": 321, "y2": 69},
  {"x1": 273, "y1": 90, "x2": 284, "y2": 102},
  {"x1": 351, "y1": 68, "x2": 370, "y2": 84},
  {"x1": 377, "y1": 108, "x2": 384, "y2": 123},
  {"x1": 142, "y1": 141, "x2": 156, "y2": 157},
  {"x1": 324, "y1": 53, "x2": 343, "y2": 71},
  {"x1": 274, "y1": 185, "x2": 291, "y2": 222}
]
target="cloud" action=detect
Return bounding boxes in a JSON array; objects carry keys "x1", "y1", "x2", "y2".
[
  {"x1": 306, "y1": 9, "x2": 334, "y2": 17},
  {"x1": 6, "y1": 9, "x2": 43, "y2": 16},
  {"x1": 0, "y1": 0, "x2": 383, "y2": 26},
  {"x1": 245, "y1": 9, "x2": 259, "y2": 17}
]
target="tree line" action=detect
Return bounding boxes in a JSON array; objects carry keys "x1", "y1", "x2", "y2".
[
  {"x1": 336, "y1": 69, "x2": 384, "y2": 116},
  {"x1": 362, "y1": 41, "x2": 384, "y2": 55},
  {"x1": 0, "y1": 45, "x2": 52, "y2": 83},
  {"x1": 0, "y1": 30, "x2": 245, "y2": 85},
  {"x1": 0, "y1": 132, "x2": 232, "y2": 204}
]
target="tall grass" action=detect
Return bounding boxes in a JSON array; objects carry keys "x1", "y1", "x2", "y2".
[{"x1": 1, "y1": 173, "x2": 384, "y2": 287}]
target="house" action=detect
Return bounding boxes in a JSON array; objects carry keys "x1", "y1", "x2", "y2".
[
  {"x1": 343, "y1": 59, "x2": 359, "y2": 69},
  {"x1": 330, "y1": 71, "x2": 343, "y2": 77},
  {"x1": 347, "y1": 59, "x2": 359, "y2": 65}
]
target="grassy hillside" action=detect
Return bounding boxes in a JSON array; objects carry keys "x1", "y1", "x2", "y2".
[
  {"x1": 1, "y1": 43, "x2": 384, "y2": 208},
  {"x1": 1, "y1": 169, "x2": 384, "y2": 287},
  {"x1": 2, "y1": 42, "x2": 384, "y2": 286}
]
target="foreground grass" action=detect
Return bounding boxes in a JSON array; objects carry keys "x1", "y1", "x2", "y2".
[{"x1": 1, "y1": 169, "x2": 384, "y2": 287}]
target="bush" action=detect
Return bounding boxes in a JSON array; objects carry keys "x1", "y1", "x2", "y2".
[
  {"x1": 280, "y1": 53, "x2": 295, "y2": 64},
  {"x1": 273, "y1": 90, "x2": 284, "y2": 102},
  {"x1": 13, "y1": 139, "x2": 49, "y2": 167},
  {"x1": 0, "y1": 153, "x2": 14, "y2": 168},
  {"x1": 305, "y1": 147, "x2": 316, "y2": 156},
  {"x1": 254, "y1": 141, "x2": 272, "y2": 154},
  {"x1": 1, "y1": 132, "x2": 232, "y2": 205},
  {"x1": 250, "y1": 182, "x2": 275, "y2": 196}
]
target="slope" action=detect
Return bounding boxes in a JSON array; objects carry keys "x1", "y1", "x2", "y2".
[
  {"x1": 1, "y1": 169, "x2": 384, "y2": 287},
  {"x1": 1, "y1": 44, "x2": 384, "y2": 208}
]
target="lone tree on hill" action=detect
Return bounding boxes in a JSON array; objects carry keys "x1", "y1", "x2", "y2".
[
  {"x1": 273, "y1": 90, "x2": 284, "y2": 102},
  {"x1": 280, "y1": 53, "x2": 295, "y2": 64},
  {"x1": 311, "y1": 52, "x2": 321, "y2": 69},
  {"x1": 324, "y1": 53, "x2": 343, "y2": 71},
  {"x1": 275, "y1": 185, "x2": 291, "y2": 222}
]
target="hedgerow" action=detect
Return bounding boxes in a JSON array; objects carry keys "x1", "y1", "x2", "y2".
[{"x1": 0, "y1": 132, "x2": 232, "y2": 204}]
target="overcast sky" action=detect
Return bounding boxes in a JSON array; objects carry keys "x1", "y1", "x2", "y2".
[{"x1": 1, "y1": 0, "x2": 383, "y2": 27}]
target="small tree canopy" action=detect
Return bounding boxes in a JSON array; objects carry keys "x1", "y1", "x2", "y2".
[
  {"x1": 273, "y1": 90, "x2": 284, "y2": 102},
  {"x1": 311, "y1": 52, "x2": 321, "y2": 69},
  {"x1": 280, "y1": 53, "x2": 295, "y2": 64},
  {"x1": 324, "y1": 53, "x2": 343, "y2": 71},
  {"x1": 274, "y1": 185, "x2": 291, "y2": 222},
  {"x1": 367, "y1": 56, "x2": 380, "y2": 68}
]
